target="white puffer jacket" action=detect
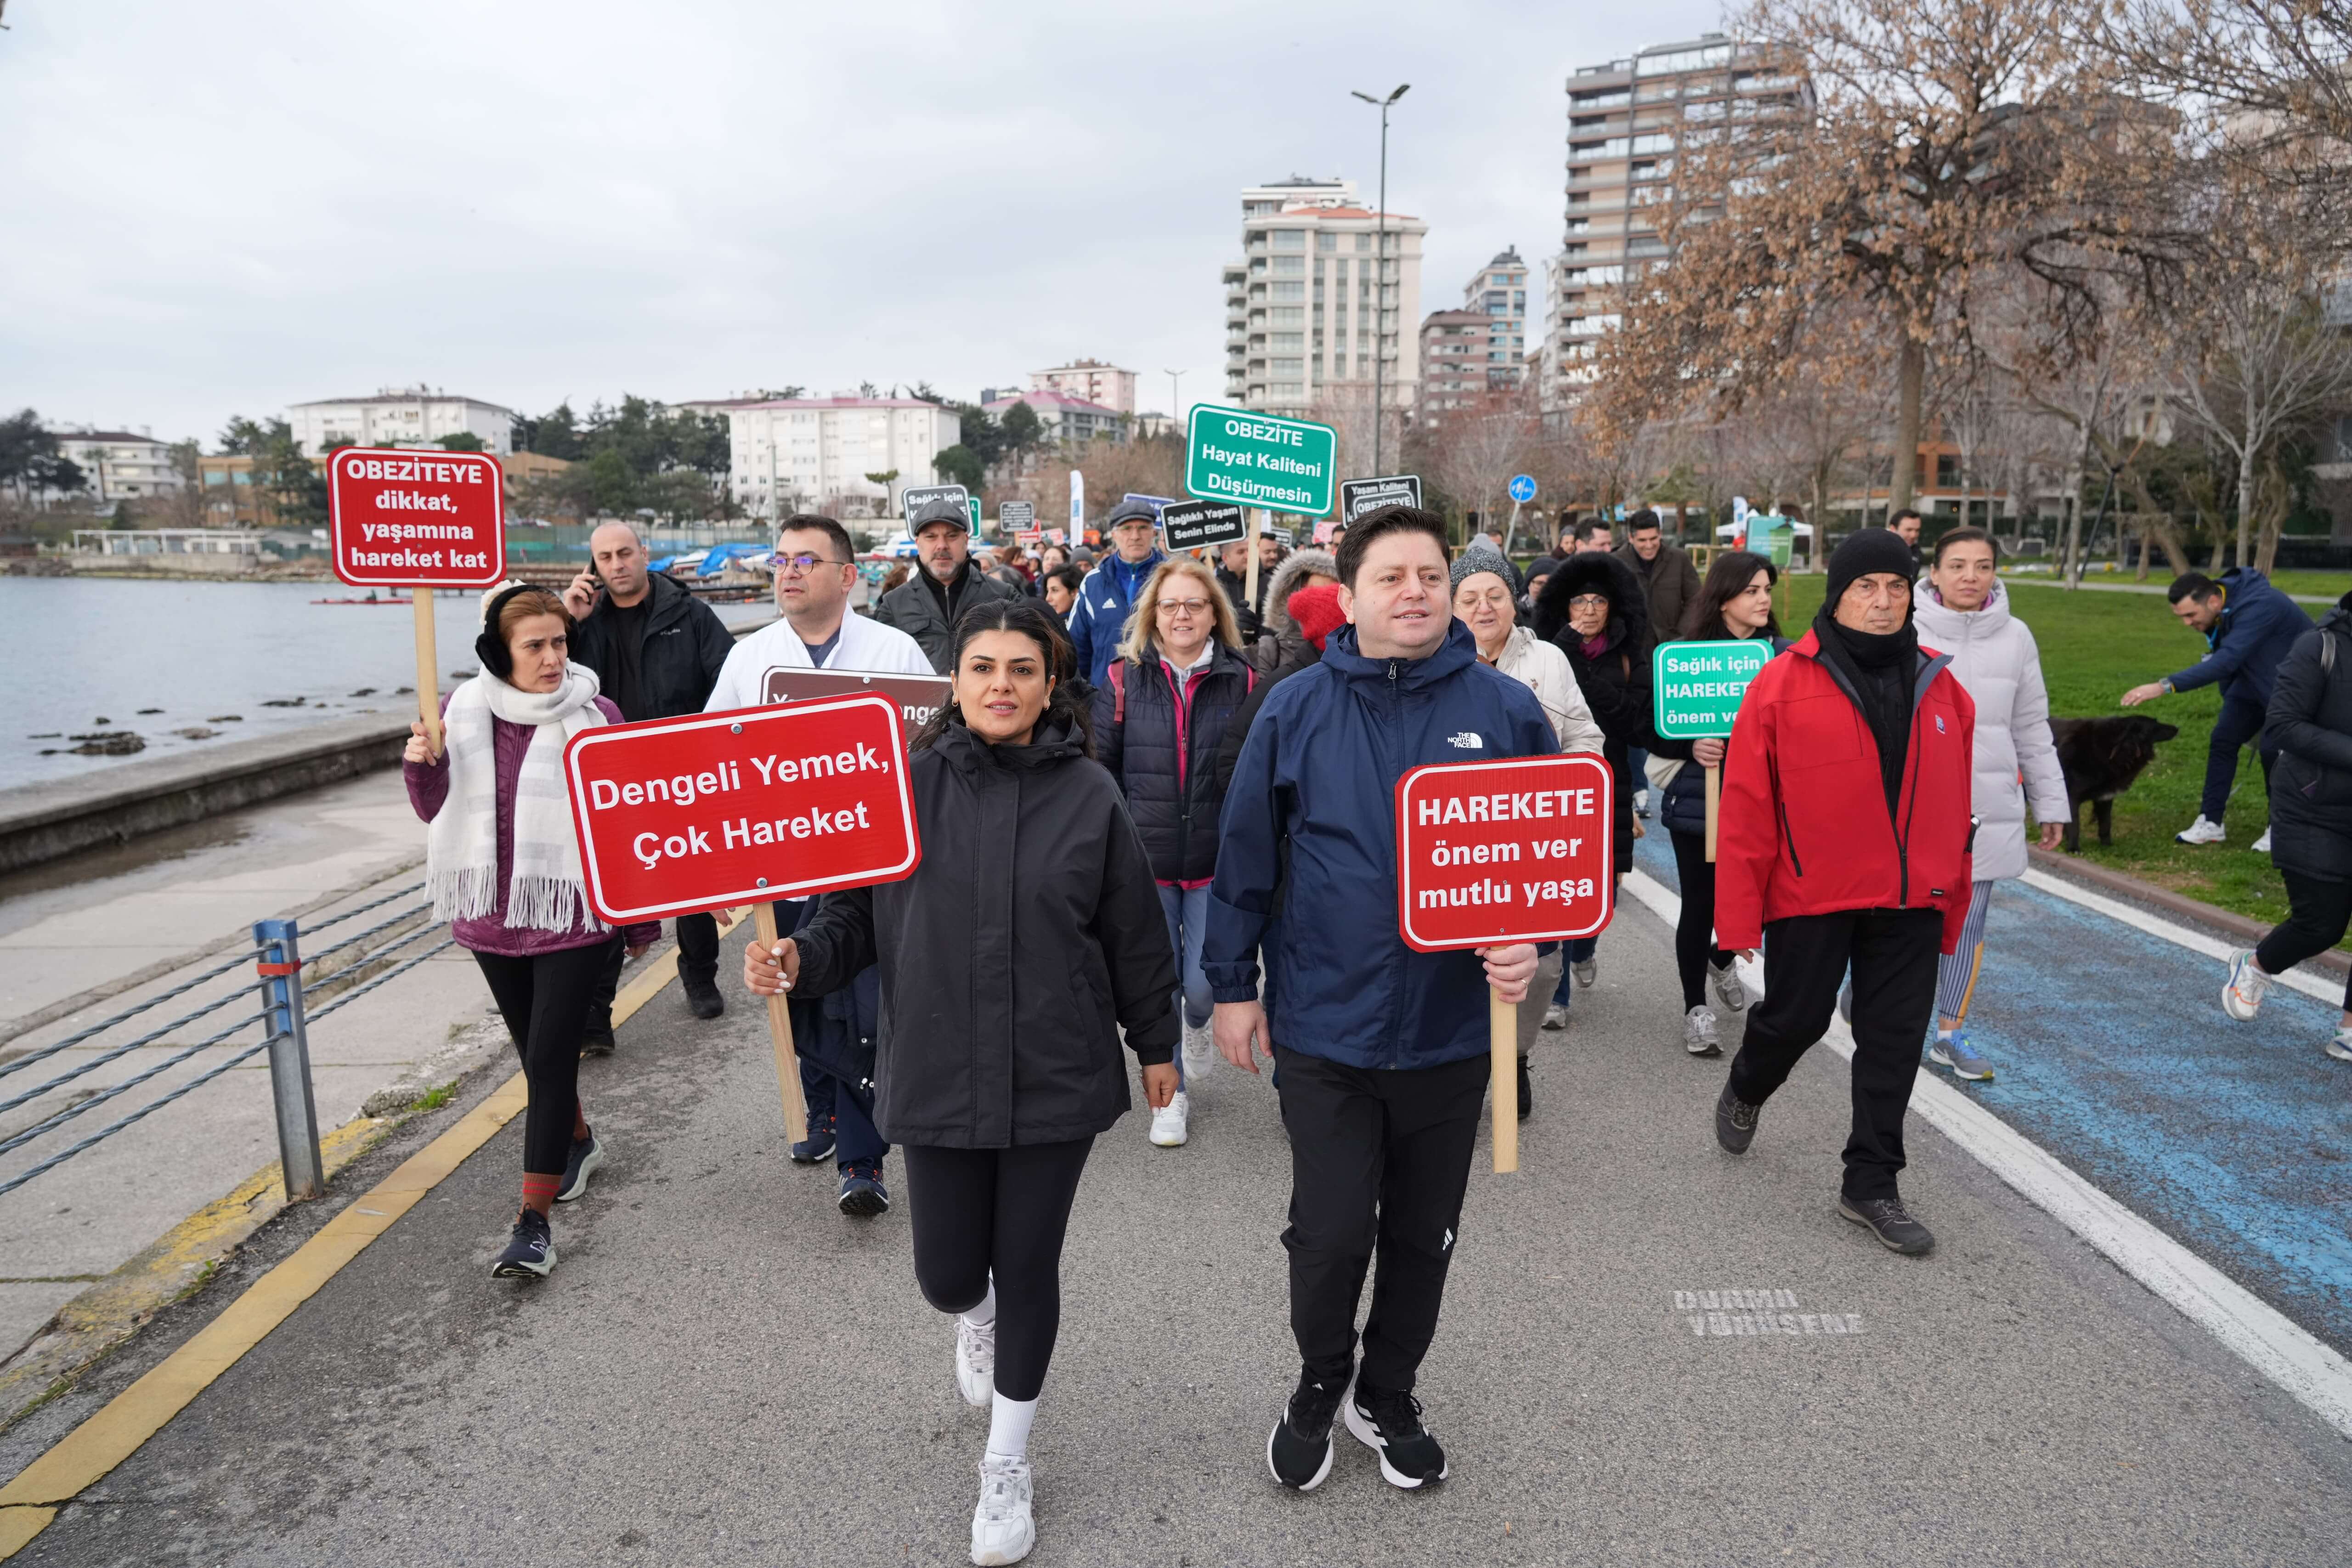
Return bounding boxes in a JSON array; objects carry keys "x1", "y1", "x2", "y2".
[
  {"x1": 1489, "y1": 625, "x2": 1607, "y2": 756},
  {"x1": 1912, "y1": 581, "x2": 2070, "y2": 881}
]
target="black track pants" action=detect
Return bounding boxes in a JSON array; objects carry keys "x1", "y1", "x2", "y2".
[
  {"x1": 2256, "y1": 869, "x2": 2352, "y2": 1010},
  {"x1": 902, "y1": 1138, "x2": 1094, "y2": 1403},
  {"x1": 1670, "y1": 828, "x2": 1736, "y2": 1010},
  {"x1": 587, "y1": 912, "x2": 720, "y2": 1026},
  {"x1": 1274, "y1": 1046, "x2": 1489, "y2": 1392},
  {"x1": 1727, "y1": 908, "x2": 1941, "y2": 1203},
  {"x1": 473, "y1": 937, "x2": 617, "y2": 1175}
]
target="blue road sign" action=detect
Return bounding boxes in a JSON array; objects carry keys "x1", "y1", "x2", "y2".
[{"x1": 1508, "y1": 474, "x2": 1537, "y2": 504}]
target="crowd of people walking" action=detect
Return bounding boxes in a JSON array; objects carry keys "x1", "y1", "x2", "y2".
[{"x1": 400, "y1": 490, "x2": 2335, "y2": 1563}]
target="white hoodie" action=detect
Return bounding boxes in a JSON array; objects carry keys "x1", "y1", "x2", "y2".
[{"x1": 1912, "y1": 581, "x2": 2070, "y2": 881}]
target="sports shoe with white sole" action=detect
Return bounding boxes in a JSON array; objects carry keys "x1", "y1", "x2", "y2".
[
  {"x1": 1685, "y1": 1005, "x2": 1721, "y2": 1057},
  {"x1": 2252, "y1": 826, "x2": 2273, "y2": 854},
  {"x1": 1345, "y1": 1381, "x2": 1449, "y2": 1489},
  {"x1": 1709, "y1": 960, "x2": 1749, "y2": 1013},
  {"x1": 555, "y1": 1134, "x2": 603, "y2": 1202},
  {"x1": 2327, "y1": 1029, "x2": 2352, "y2": 1063},
  {"x1": 491, "y1": 1209, "x2": 555, "y2": 1280},
  {"x1": 2176, "y1": 815, "x2": 2227, "y2": 845},
  {"x1": 1571, "y1": 957, "x2": 1598, "y2": 989},
  {"x1": 2222, "y1": 949, "x2": 2272, "y2": 1021},
  {"x1": 1182, "y1": 1021, "x2": 1216, "y2": 1081},
  {"x1": 970, "y1": 1454, "x2": 1035, "y2": 1566},
  {"x1": 1267, "y1": 1368, "x2": 1345, "y2": 1490},
  {"x1": 955, "y1": 1314, "x2": 996, "y2": 1407},
  {"x1": 1541, "y1": 1004, "x2": 1567, "y2": 1031},
  {"x1": 1148, "y1": 1090, "x2": 1190, "y2": 1147},
  {"x1": 1928, "y1": 1031, "x2": 1993, "y2": 1081}
]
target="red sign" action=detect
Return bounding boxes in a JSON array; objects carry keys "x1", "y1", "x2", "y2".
[
  {"x1": 1394, "y1": 754, "x2": 1615, "y2": 951},
  {"x1": 761, "y1": 668, "x2": 952, "y2": 742},
  {"x1": 328, "y1": 447, "x2": 506, "y2": 588},
  {"x1": 563, "y1": 695, "x2": 922, "y2": 922}
]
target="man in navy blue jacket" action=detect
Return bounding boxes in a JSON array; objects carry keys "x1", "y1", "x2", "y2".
[
  {"x1": 2123, "y1": 568, "x2": 2312, "y2": 847},
  {"x1": 1204, "y1": 506, "x2": 1550, "y2": 1496},
  {"x1": 1067, "y1": 498, "x2": 1166, "y2": 686}
]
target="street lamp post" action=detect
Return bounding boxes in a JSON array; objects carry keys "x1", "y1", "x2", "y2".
[
  {"x1": 1165, "y1": 368, "x2": 1184, "y2": 435},
  {"x1": 1351, "y1": 83, "x2": 1408, "y2": 476}
]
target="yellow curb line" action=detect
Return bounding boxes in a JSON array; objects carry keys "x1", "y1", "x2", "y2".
[{"x1": 0, "y1": 913, "x2": 741, "y2": 1554}]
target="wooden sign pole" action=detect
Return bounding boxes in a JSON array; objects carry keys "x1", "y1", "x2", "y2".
[
  {"x1": 1491, "y1": 985, "x2": 1518, "y2": 1173},
  {"x1": 1704, "y1": 763, "x2": 1720, "y2": 862},
  {"x1": 1245, "y1": 509, "x2": 1263, "y2": 618},
  {"x1": 413, "y1": 588, "x2": 443, "y2": 758},
  {"x1": 750, "y1": 900, "x2": 810, "y2": 1145}
]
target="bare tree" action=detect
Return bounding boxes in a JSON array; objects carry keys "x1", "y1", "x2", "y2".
[{"x1": 1427, "y1": 402, "x2": 1537, "y2": 545}]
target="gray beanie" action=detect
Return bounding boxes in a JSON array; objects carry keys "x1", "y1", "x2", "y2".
[{"x1": 1449, "y1": 543, "x2": 1521, "y2": 599}]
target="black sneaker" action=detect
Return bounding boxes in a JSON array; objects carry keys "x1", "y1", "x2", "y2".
[
  {"x1": 838, "y1": 1162, "x2": 890, "y2": 1217},
  {"x1": 580, "y1": 1017, "x2": 616, "y2": 1057},
  {"x1": 1345, "y1": 1381, "x2": 1448, "y2": 1489},
  {"x1": 491, "y1": 1208, "x2": 555, "y2": 1279},
  {"x1": 555, "y1": 1134, "x2": 603, "y2": 1203},
  {"x1": 790, "y1": 1113, "x2": 837, "y2": 1166},
  {"x1": 1266, "y1": 1368, "x2": 1346, "y2": 1491},
  {"x1": 1515, "y1": 1055, "x2": 1533, "y2": 1121},
  {"x1": 1714, "y1": 1081, "x2": 1762, "y2": 1154},
  {"x1": 1839, "y1": 1194, "x2": 1935, "y2": 1256},
  {"x1": 682, "y1": 976, "x2": 725, "y2": 1020}
]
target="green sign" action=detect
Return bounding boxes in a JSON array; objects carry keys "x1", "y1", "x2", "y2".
[
  {"x1": 1652, "y1": 639, "x2": 1773, "y2": 738},
  {"x1": 1185, "y1": 405, "x2": 1337, "y2": 517},
  {"x1": 1749, "y1": 513, "x2": 1793, "y2": 569}
]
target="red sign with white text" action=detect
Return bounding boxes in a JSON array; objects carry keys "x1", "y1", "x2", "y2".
[
  {"x1": 1395, "y1": 753, "x2": 1615, "y2": 951},
  {"x1": 563, "y1": 695, "x2": 922, "y2": 922},
  {"x1": 328, "y1": 446, "x2": 506, "y2": 588}
]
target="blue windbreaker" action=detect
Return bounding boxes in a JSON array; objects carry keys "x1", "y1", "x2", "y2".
[
  {"x1": 1068, "y1": 551, "x2": 1165, "y2": 687},
  {"x1": 2166, "y1": 567, "x2": 2313, "y2": 706},
  {"x1": 1202, "y1": 618, "x2": 1557, "y2": 1070}
]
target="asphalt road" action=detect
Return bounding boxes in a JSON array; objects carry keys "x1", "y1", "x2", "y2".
[{"x1": 11, "y1": 892, "x2": 2352, "y2": 1566}]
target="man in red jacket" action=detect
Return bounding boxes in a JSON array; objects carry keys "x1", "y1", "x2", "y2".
[{"x1": 1712, "y1": 529, "x2": 1976, "y2": 1256}]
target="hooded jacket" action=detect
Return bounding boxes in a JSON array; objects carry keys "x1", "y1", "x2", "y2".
[
  {"x1": 1487, "y1": 624, "x2": 1607, "y2": 755},
  {"x1": 1714, "y1": 628, "x2": 1977, "y2": 954},
  {"x1": 1068, "y1": 549, "x2": 1169, "y2": 687},
  {"x1": 874, "y1": 560, "x2": 1023, "y2": 674},
  {"x1": 1911, "y1": 581, "x2": 2069, "y2": 882},
  {"x1": 2265, "y1": 597, "x2": 2352, "y2": 882},
  {"x1": 1533, "y1": 551, "x2": 1655, "y2": 872},
  {"x1": 1245, "y1": 548, "x2": 1338, "y2": 677},
  {"x1": 2165, "y1": 567, "x2": 2313, "y2": 707},
  {"x1": 1093, "y1": 639, "x2": 1256, "y2": 884},
  {"x1": 1203, "y1": 619, "x2": 1557, "y2": 1071},
  {"x1": 788, "y1": 716, "x2": 1180, "y2": 1147},
  {"x1": 566, "y1": 571, "x2": 735, "y2": 722}
]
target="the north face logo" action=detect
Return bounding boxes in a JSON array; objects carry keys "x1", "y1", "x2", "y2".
[{"x1": 1448, "y1": 732, "x2": 1483, "y2": 750}]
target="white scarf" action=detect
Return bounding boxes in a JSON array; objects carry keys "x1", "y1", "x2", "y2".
[{"x1": 426, "y1": 663, "x2": 609, "y2": 932}]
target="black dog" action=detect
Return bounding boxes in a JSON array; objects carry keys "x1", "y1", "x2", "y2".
[{"x1": 2047, "y1": 715, "x2": 2180, "y2": 850}]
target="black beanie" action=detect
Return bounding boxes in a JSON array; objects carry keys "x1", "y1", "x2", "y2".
[{"x1": 1823, "y1": 528, "x2": 1920, "y2": 617}]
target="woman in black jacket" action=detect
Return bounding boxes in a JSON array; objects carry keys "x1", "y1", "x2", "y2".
[
  {"x1": 745, "y1": 598, "x2": 1177, "y2": 1568},
  {"x1": 2224, "y1": 590, "x2": 2352, "y2": 1060},
  {"x1": 1533, "y1": 550, "x2": 1654, "y2": 1013},
  {"x1": 1645, "y1": 550, "x2": 1785, "y2": 1056},
  {"x1": 1092, "y1": 555, "x2": 1254, "y2": 1149}
]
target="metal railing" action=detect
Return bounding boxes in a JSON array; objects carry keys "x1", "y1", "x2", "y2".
[{"x1": 0, "y1": 883, "x2": 450, "y2": 1201}]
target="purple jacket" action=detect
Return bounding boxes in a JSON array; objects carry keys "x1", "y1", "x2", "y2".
[{"x1": 405, "y1": 692, "x2": 656, "y2": 957}]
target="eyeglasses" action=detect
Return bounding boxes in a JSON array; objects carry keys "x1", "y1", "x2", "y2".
[
  {"x1": 1568, "y1": 594, "x2": 1610, "y2": 611},
  {"x1": 1156, "y1": 597, "x2": 1213, "y2": 616},
  {"x1": 770, "y1": 552, "x2": 849, "y2": 575}
]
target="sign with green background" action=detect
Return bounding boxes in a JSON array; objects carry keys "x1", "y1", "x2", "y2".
[
  {"x1": 1185, "y1": 406, "x2": 1337, "y2": 516},
  {"x1": 1652, "y1": 640, "x2": 1773, "y2": 738}
]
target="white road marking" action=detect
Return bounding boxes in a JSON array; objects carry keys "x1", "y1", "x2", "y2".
[
  {"x1": 2016, "y1": 866, "x2": 2341, "y2": 1007},
  {"x1": 1621, "y1": 867, "x2": 2352, "y2": 1439}
]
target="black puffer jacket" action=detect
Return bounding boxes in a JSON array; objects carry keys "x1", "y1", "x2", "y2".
[
  {"x1": 2267, "y1": 597, "x2": 2352, "y2": 883},
  {"x1": 790, "y1": 716, "x2": 1179, "y2": 1148},
  {"x1": 1092, "y1": 641, "x2": 1256, "y2": 884},
  {"x1": 1535, "y1": 551, "x2": 1656, "y2": 873},
  {"x1": 566, "y1": 571, "x2": 734, "y2": 722},
  {"x1": 1244, "y1": 548, "x2": 1338, "y2": 676}
]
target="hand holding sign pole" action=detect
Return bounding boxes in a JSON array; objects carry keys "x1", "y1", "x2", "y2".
[
  {"x1": 1396, "y1": 754, "x2": 1614, "y2": 1172},
  {"x1": 1651, "y1": 640, "x2": 1774, "y2": 862}
]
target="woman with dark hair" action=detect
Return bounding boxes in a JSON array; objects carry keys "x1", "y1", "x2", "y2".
[
  {"x1": 743, "y1": 597, "x2": 1177, "y2": 1568},
  {"x1": 405, "y1": 583, "x2": 654, "y2": 1281},
  {"x1": 1533, "y1": 550, "x2": 1655, "y2": 1019},
  {"x1": 1645, "y1": 551, "x2": 1786, "y2": 1054},
  {"x1": 1042, "y1": 563, "x2": 1084, "y2": 619}
]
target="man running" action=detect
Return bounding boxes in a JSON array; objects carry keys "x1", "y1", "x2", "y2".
[{"x1": 1205, "y1": 504, "x2": 1549, "y2": 1494}]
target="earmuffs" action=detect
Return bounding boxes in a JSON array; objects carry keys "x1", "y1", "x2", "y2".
[{"x1": 473, "y1": 582, "x2": 537, "y2": 679}]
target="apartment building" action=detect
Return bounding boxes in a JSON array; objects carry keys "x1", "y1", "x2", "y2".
[
  {"x1": 1462, "y1": 248, "x2": 1531, "y2": 392},
  {"x1": 1221, "y1": 175, "x2": 1426, "y2": 417},
  {"x1": 1029, "y1": 360, "x2": 1137, "y2": 415},
  {"x1": 48, "y1": 428, "x2": 184, "y2": 504},
  {"x1": 716, "y1": 396, "x2": 963, "y2": 520},
  {"x1": 1418, "y1": 311, "x2": 1501, "y2": 416},
  {"x1": 285, "y1": 388, "x2": 515, "y2": 457},
  {"x1": 984, "y1": 389, "x2": 1127, "y2": 449},
  {"x1": 1539, "y1": 34, "x2": 1811, "y2": 410}
]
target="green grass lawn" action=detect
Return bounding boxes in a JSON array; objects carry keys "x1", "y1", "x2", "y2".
[{"x1": 1763, "y1": 572, "x2": 2324, "y2": 939}]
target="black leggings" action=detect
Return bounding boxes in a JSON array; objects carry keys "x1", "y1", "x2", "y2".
[
  {"x1": 2256, "y1": 868, "x2": 2352, "y2": 1011},
  {"x1": 1670, "y1": 829, "x2": 1734, "y2": 1010},
  {"x1": 903, "y1": 1138, "x2": 1094, "y2": 1402},
  {"x1": 474, "y1": 938, "x2": 617, "y2": 1175}
]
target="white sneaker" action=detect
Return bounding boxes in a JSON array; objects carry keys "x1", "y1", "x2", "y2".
[
  {"x1": 2176, "y1": 815, "x2": 2227, "y2": 845},
  {"x1": 1571, "y1": 958, "x2": 1598, "y2": 989},
  {"x1": 1182, "y1": 1021, "x2": 1216, "y2": 1081},
  {"x1": 1685, "y1": 1005, "x2": 1721, "y2": 1056},
  {"x1": 1541, "y1": 1004, "x2": 1567, "y2": 1031},
  {"x1": 1148, "y1": 1090, "x2": 1189, "y2": 1147},
  {"x1": 2326, "y1": 1029, "x2": 2352, "y2": 1063},
  {"x1": 1708, "y1": 961, "x2": 1749, "y2": 1013},
  {"x1": 955, "y1": 1315, "x2": 995, "y2": 1407},
  {"x1": 2253, "y1": 826, "x2": 2273, "y2": 854},
  {"x1": 970, "y1": 1454, "x2": 1035, "y2": 1566},
  {"x1": 2222, "y1": 949, "x2": 2272, "y2": 1022}
]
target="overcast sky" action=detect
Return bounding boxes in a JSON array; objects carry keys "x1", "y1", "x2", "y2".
[{"x1": 2, "y1": 0, "x2": 1721, "y2": 447}]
